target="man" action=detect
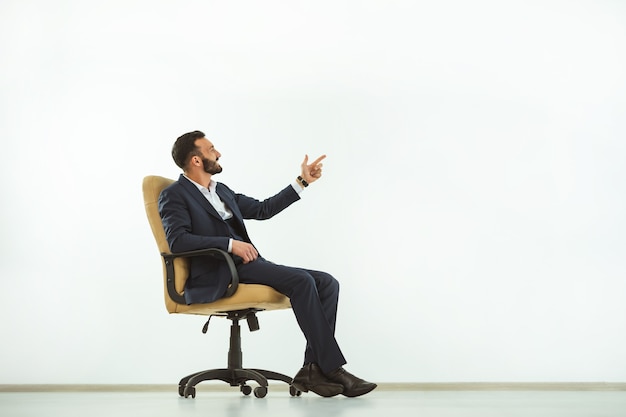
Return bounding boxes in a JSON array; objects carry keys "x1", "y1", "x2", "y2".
[{"x1": 158, "y1": 130, "x2": 376, "y2": 398}]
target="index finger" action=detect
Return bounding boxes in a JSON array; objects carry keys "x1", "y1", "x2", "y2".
[{"x1": 310, "y1": 154, "x2": 327, "y2": 166}]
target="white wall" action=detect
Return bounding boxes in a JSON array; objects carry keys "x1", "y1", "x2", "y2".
[{"x1": 1, "y1": 0, "x2": 625, "y2": 384}]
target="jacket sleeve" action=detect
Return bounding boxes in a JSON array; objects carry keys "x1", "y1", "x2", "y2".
[
  {"x1": 158, "y1": 185, "x2": 230, "y2": 253},
  {"x1": 231, "y1": 184, "x2": 301, "y2": 220}
]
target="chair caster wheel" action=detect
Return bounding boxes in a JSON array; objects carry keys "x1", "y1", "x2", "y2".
[
  {"x1": 289, "y1": 385, "x2": 302, "y2": 396},
  {"x1": 183, "y1": 386, "x2": 196, "y2": 399},
  {"x1": 253, "y1": 386, "x2": 267, "y2": 398},
  {"x1": 240, "y1": 384, "x2": 252, "y2": 396}
]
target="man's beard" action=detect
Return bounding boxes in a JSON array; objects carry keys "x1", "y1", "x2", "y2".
[{"x1": 202, "y1": 158, "x2": 223, "y2": 175}]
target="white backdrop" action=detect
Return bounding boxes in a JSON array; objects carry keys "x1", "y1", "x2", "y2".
[{"x1": 1, "y1": 0, "x2": 625, "y2": 384}]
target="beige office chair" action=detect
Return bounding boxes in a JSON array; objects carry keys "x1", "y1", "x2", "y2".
[{"x1": 142, "y1": 175, "x2": 299, "y2": 399}]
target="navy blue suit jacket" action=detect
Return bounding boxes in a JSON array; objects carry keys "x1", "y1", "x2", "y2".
[{"x1": 158, "y1": 174, "x2": 301, "y2": 304}]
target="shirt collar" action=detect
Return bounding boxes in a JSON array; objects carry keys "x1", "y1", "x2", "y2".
[{"x1": 183, "y1": 174, "x2": 217, "y2": 193}]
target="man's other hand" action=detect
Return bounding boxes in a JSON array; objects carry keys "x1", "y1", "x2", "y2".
[{"x1": 231, "y1": 240, "x2": 259, "y2": 264}]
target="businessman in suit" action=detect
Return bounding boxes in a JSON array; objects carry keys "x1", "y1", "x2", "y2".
[{"x1": 158, "y1": 130, "x2": 376, "y2": 398}]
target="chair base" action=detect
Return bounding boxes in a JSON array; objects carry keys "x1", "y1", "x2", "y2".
[
  {"x1": 179, "y1": 368, "x2": 298, "y2": 398},
  {"x1": 177, "y1": 308, "x2": 302, "y2": 399}
]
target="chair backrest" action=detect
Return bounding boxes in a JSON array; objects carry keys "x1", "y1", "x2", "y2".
[{"x1": 142, "y1": 175, "x2": 188, "y2": 313}]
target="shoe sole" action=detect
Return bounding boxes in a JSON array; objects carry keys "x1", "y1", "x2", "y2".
[
  {"x1": 343, "y1": 384, "x2": 377, "y2": 398},
  {"x1": 291, "y1": 382, "x2": 343, "y2": 398}
]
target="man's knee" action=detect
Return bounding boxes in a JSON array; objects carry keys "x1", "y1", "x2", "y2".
[
  {"x1": 316, "y1": 271, "x2": 340, "y2": 295},
  {"x1": 293, "y1": 271, "x2": 317, "y2": 289}
]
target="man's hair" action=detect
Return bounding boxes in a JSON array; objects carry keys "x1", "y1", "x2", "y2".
[{"x1": 172, "y1": 130, "x2": 205, "y2": 169}]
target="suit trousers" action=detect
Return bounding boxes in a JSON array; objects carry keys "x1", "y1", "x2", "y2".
[{"x1": 236, "y1": 258, "x2": 347, "y2": 374}]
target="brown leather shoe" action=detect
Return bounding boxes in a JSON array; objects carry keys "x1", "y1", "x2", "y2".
[
  {"x1": 291, "y1": 363, "x2": 344, "y2": 397},
  {"x1": 325, "y1": 367, "x2": 377, "y2": 397}
]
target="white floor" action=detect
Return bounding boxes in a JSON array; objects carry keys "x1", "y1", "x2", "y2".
[{"x1": 2, "y1": 389, "x2": 626, "y2": 417}]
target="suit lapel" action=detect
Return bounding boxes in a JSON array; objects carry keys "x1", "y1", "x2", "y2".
[
  {"x1": 216, "y1": 185, "x2": 244, "y2": 223},
  {"x1": 178, "y1": 174, "x2": 223, "y2": 221},
  {"x1": 215, "y1": 185, "x2": 250, "y2": 242}
]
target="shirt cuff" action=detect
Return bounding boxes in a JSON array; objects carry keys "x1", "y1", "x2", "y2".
[
  {"x1": 291, "y1": 181, "x2": 304, "y2": 195},
  {"x1": 228, "y1": 238, "x2": 233, "y2": 253}
]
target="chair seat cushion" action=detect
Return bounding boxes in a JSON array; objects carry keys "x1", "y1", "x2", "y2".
[{"x1": 171, "y1": 283, "x2": 291, "y2": 315}]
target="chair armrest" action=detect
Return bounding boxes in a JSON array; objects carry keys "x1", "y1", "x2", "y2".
[{"x1": 161, "y1": 248, "x2": 239, "y2": 304}]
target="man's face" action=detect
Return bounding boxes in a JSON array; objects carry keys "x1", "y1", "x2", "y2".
[{"x1": 195, "y1": 137, "x2": 222, "y2": 175}]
